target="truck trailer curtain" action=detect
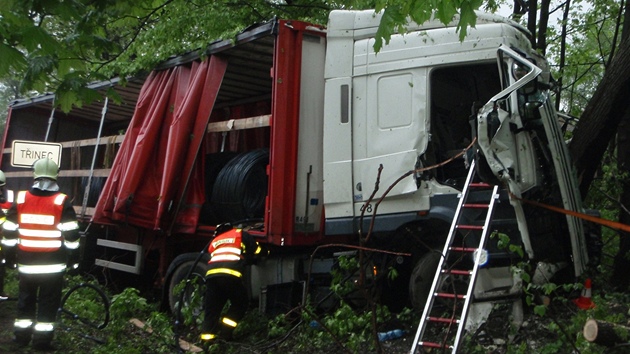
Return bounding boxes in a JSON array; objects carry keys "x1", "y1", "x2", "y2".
[{"x1": 92, "y1": 56, "x2": 227, "y2": 233}]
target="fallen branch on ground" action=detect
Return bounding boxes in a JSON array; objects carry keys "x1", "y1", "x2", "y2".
[
  {"x1": 130, "y1": 318, "x2": 203, "y2": 353},
  {"x1": 583, "y1": 318, "x2": 630, "y2": 348}
]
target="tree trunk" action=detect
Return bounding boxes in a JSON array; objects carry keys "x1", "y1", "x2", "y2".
[
  {"x1": 555, "y1": 0, "x2": 570, "y2": 111},
  {"x1": 527, "y1": 0, "x2": 538, "y2": 48},
  {"x1": 536, "y1": 0, "x2": 550, "y2": 55},
  {"x1": 583, "y1": 319, "x2": 629, "y2": 347},
  {"x1": 611, "y1": 108, "x2": 630, "y2": 289},
  {"x1": 607, "y1": 0, "x2": 630, "y2": 291},
  {"x1": 568, "y1": 35, "x2": 630, "y2": 197},
  {"x1": 512, "y1": 0, "x2": 527, "y2": 20}
]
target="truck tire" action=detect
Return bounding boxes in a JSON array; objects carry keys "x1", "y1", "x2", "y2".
[
  {"x1": 165, "y1": 253, "x2": 209, "y2": 314},
  {"x1": 409, "y1": 250, "x2": 469, "y2": 312},
  {"x1": 409, "y1": 250, "x2": 441, "y2": 311}
]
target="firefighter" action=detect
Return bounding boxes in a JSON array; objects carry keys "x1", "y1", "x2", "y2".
[
  {"x1": 200, "y1": 226, "x2": 265, "y2": 343},
  {"x1": 0, "y1": 169, "x2": 14, "y2": 213},
  {"x1": 1, "y1": 158, "x2": 80, "y2": 350},
  {"x1": 0, "y1": 169, "x2": 12, "y2": 296}
]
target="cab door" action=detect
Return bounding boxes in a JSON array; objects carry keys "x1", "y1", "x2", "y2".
[
  {"x1": 475, "y1": 45, "x2": 588, "y2": 275},
  {"x1": 475, "y1": 45, "x2": 543, "y2": 194}
]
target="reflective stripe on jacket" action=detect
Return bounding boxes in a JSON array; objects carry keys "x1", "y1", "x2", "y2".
[
  {"x1": 16, "y1": 191, "x2": 66, "y2": 253},
  {"x1": 1, "y1": 189, "x2": 13, "y2": 214},
  {"x1": 207, "y1": 229, "x2": 244, "y2": 277}
]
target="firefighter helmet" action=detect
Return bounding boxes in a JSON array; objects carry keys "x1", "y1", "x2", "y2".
[
  {"x1": 0, "y1": 170, "x2": 5, "y2": 187},
  {"x1": 33, "y1": 158, "x2": 59, "y2": 180},
  {"x1": 214, "y1": 223, "x2": 233, "y2": 237}
]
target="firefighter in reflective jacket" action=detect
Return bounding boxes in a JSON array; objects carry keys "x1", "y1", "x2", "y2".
[
  {"x1": 0, "y1": 169, "x2": 14, "y2": 296},
  {"x1": 200, "y1": 227, "x2": 265, "y2": 342},
  {"x1": 1, "y1": 158, "x2": 80, "y2": 350},
  {"x1": 0, "y1": 170, "x2": 14, "y2": 213}
]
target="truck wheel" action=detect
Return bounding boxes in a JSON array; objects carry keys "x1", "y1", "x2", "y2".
[
  {"x1": 409, "y1": 251, "x2": 441, "y2": 311},
  {"x1": 409, "y1": 250, "x2": 470, "y2": 312},
  {"x1": 166, "y1": 253, "x2": 208, "y2": 314}
]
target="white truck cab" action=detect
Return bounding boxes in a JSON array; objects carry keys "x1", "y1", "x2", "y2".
[{"x1": 322, "y1": 9, "x2": 589, "y2": 316}]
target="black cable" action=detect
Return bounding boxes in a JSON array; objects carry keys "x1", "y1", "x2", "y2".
[
  {"x1": 59, "y1": 282, "x2": 110, "y2": 330},
  {"x1": 211, "y1": 149, "x2": 269, "y2": 221},
  {"x1": 57, "y1": 282, "x2": 111, "y2": 344}
]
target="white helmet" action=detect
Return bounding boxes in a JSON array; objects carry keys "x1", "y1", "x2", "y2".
[{"x1": 0, "y1": 170, "x2": 5, "y2": 187}]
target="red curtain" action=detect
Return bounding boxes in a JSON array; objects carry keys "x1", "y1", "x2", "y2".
[{"x1": 93, "y1": 56, "x2": 227, "y2": 234}]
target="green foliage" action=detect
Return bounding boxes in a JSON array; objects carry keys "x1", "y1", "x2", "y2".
[
  {"x1": 494, "y1": 231, "x2": 525, "y2": 258},
  {"x1": 143, "y1": 311, "x2": 177, "y2": 353},
  {"x1": 547, "y1": 0, "x2": 622, "y2": 117},
  {"x1": 251, "y1": 252, "x2": 418, "y2": 353},
  {"x1": 55, "y1": 277, "x2": 112, "y2": 351},
  {"x1": 173, "y1": 276, "x2": 206, "y2": 329},
  {"x1": 0, "y1": 0, "x2": 339, "y2": 111},
  {"x1": 1, "y1": 0, "x2": 488, "y2": 111},
  {"x1": 1, "y1": 267, "x2": 19, "y2": 296},
  {"x1": 329, "y1": 255, "x2": 360, "y2": 297},
  {"x1": 325, "y1": 301, "x2": 376, "y2": 351},
  {"x1": 265, "y1": 300, "x2": 414, "y2": 353},
  {"x1": 91, "y1": 286, "x2": 176, "y2": 354},
  {"x1": 584, "y1": 148, "x2": 624, "y2": 274},
  {"x1": 367, "y1": 0, "x2": 482, "y2": 51},
  {"x1": 482, "y1": 222, "x2": 630, "y2": 354},
  {"x1": 387, "y1": 265, "x2": 399, "y2": 281},
  {"x1": 0, "y1": 45, "x2": 27, "y2": 77}
]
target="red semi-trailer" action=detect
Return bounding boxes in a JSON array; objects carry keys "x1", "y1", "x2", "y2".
[{"x1": 1, "y1": 10, "x2": 595, "y2": 320}]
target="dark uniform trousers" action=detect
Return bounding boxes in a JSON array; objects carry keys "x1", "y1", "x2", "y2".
[
  {"x1": 203, "y1": 274, "x2": 249, "y2": 338},
  {"x1": 15, "y1": 272, "x2": 64, "y2": 345}
]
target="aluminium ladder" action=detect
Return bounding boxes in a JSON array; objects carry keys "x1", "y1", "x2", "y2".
[{"x1": 410, "y1": 159, "x2": 500, "y2": 353}]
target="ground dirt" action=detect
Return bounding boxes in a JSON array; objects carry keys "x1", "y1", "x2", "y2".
[
  {"x1": 0, "y1": 297, "x2": 569, "y2": 354},
  {"x1": 0, "y1": 297, "x2": 57, "y2": 354},
  {"x1": 0, "y1": 286, "x2": 619, "y2": 354}
]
